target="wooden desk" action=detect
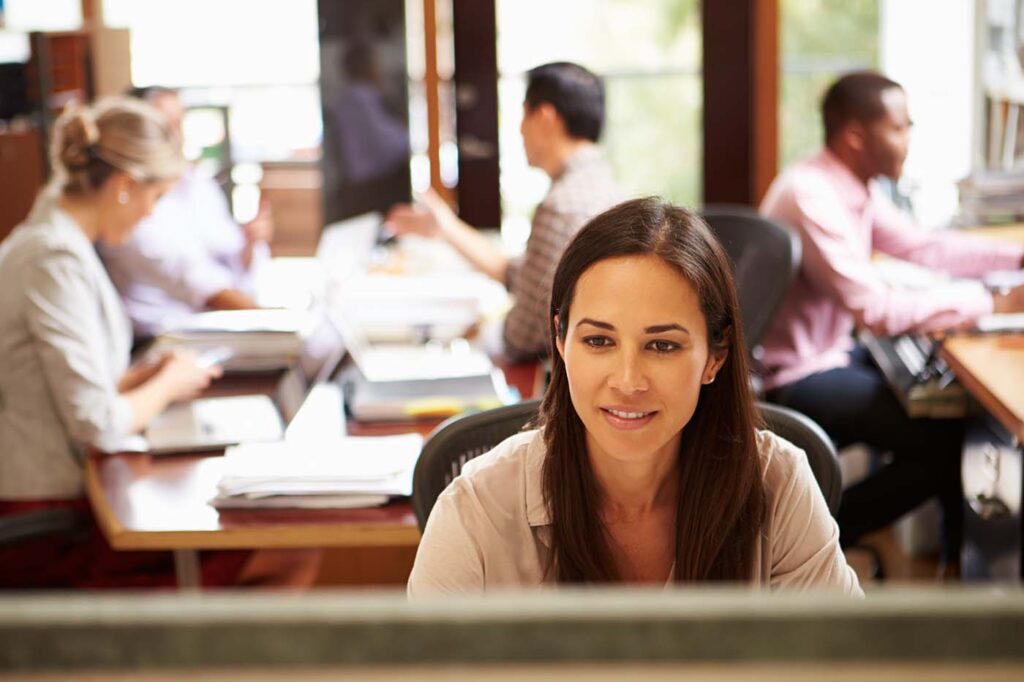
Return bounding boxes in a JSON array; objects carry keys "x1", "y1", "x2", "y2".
[
  {"x1": 942, "y1": 222, "x2": 1024, "y2": 438},
  {"x1": 939, "y1": 224, "x2": 1024, "y2": 578},
  {"x1": 961, "y1": 223, "x2": 1024, "y2": 243},
  {"x1": 940, "y1": 335, "x2": 1024, "y2": 443},
  {"x1": 86, "y1": 361, "x2": 539, "y2": 588}
]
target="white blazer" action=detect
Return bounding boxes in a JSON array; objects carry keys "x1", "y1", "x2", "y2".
[{"x1": 0, "y1": 196, "x2": 133, "y2": 499}]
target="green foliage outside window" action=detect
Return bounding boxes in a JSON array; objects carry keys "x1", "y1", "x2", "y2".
[
  {"x1": 780, "y1": 0, "x2": 879, "y2": 166},
  {"x1": 498, "y1": 0, "x2": 879, "y2": 220}
]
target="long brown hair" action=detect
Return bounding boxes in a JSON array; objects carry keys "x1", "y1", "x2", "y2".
[{"x1": 540, "y1": 197, "x2": 765, "y2": 583}]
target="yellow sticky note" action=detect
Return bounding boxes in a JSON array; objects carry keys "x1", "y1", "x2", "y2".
[{"x1": 404, "y1": 398, "x2": 465, "y2": 419}]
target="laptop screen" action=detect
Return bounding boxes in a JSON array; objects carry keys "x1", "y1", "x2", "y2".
[
  {"x1": 317, "y1": 211, "x2": 382, "y2": 268},
  {"x1": 275, "y1": 313, "x2": 347, "y2": 422}
]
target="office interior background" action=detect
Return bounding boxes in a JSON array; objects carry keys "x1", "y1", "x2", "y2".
[
  {"x1": 0, "y1": 0, "x2": 987, "y2": 247},
  {"x1": 3, "y1": 0, "x2": 1024, "y2": 677}
]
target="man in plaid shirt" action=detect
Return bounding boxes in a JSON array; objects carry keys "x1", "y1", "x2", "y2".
[{"x1": 386, "y1": 62, "x2": 622, "y2": 360}]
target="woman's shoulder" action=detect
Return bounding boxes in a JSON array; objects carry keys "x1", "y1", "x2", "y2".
[
  {"x1": 457, "y1": 429, "x2": 541, "y2": 489},
  {"x1": 3, "y1": 209, "x2": 84, "y2": 264},
  {"x1": 754, "y1": 428, "x2": 835, "y2": 522},
  {"x1": 0, "y1": 225, "x2": 68, "y2": 279},
  {"x1": 754, "y1": 428, "x2": 815, "y2": 492},
  {"x1": 411, "y1": 429, "x2": 546, "y2": 596},
  {"x1": 439, "y1": 429, "x2": 543, "y2": 516},
  {"x1": 4, "y1": 229, "x2": 93, "y2": 292}
]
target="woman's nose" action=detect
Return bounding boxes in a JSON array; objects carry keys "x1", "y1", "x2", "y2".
[{"x1": 608, "y1": 351, "x2": 649, "y2": 394}]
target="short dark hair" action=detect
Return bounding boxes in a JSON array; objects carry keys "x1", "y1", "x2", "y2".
[
  {"x1": 525, "y1": 62, "x2": 604, "y2": 142},
  {"x1": 821, "y1": 71, "x2": 902, "y2": 143}
]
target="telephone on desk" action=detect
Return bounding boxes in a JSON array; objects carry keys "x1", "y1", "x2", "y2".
[{"x1": 858, "y1": 329, "x2": 969, "y2": 419}]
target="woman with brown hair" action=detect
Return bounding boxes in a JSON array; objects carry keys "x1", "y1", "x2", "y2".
[{"x1": 409, "y1": 197, "x2": 860, "y2": 594}]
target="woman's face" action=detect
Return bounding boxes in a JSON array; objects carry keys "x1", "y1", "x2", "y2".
[
  {"x1": 555, "y1": 254, "x2": 726, "y2": 468},
  {"x1": 103, "y1": 177, "x2": 175, "y2": 245}
]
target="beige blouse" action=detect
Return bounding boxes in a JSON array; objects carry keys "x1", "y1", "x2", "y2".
[{"x1": 408, "y1": 429, "x2": 863, "y2": 597}]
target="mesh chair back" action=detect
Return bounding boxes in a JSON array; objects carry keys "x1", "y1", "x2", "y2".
[
  {"x1": 701, "y1": 206, "x2": 801, "y2": 352},
  {"x1": 413, "y1": 400, "x2": 541, "y2": 529},
  {"x1": 757, "y1": 401, "x2": 841, "y2": 516},
  {"x1": 413, "y1": 399, "x2": 841, "y2": 529},
  {"x1": 0, "y1": 507, "x2": 86, "y2": 546}
]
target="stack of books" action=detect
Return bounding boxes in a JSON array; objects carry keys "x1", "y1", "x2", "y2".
[
  {"x1": 957, "y1": 171, "x2": 1024, "y2": 225},
  {"x1": 154, "y1": 309, "x2": 316, "y2": 371}
]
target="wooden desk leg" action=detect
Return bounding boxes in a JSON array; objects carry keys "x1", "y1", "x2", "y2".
[{"x1": 174, "y1": 550, "x2": 201, "y2": 590}]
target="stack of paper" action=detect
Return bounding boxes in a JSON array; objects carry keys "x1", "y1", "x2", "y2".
[
  {"x1": 344, "y1": 368, "x2": 518, "y2": 422},
  {"x1": 974, "y1": 313, "x2": 1024, "y2": 333},
  {"x1": 958, "y1": 171, "x2": 1024, "y2": 225},
  {"x1": 211, "y1": 433, "x2": 422, "y2": 509},
  {"x1": 156, "y1": 309, "x2": 316, "y2": 371}
]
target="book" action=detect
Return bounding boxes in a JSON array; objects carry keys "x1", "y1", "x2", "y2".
[{"x1": 154, "y1": 309, "x2": 317, "y2": 371}]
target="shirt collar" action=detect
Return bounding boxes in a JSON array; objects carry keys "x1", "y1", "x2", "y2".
[
  {"x1": 523, "y1": 431, "x2": 677, "y2": 584},
  {"x1": 816, "y1": 147, "x2": 872, "y2": 211},
  {"x1": 553, "y1": 144, "x2": 603, "y2": 181}
]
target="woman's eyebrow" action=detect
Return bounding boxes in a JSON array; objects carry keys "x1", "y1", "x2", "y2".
[
  {"x1": 575, "y1": 319, "x2": 691, "y2": 335},
  {"x1": 576, "y1": 318, "x2": 614, "y2": 331},
  {"x1": 645, "y1": 323, "x2": 689, "y2": 334}
]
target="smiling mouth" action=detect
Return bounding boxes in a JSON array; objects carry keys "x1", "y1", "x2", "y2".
[{"x1": 602, "y1": 408, "x2": 655, "y2": 420}]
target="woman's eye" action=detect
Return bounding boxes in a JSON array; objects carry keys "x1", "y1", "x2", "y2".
[
  {"x1": 582, "y1": 336, "x2": 612, "y2": 348},
  {"x1": 649, "y1": 340, "x2": 679, "y2": 353}
]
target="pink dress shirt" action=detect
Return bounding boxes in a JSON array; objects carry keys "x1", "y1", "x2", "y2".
[{"x1": 759, "y1": 149, "x2": 1024, "y2": 391}]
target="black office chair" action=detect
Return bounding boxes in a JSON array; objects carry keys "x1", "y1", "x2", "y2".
[
  {"x1": 0, "y1": 507, "x2": 88, "y2": 583},
  {"x1": 0, "y1": 508, "x2": 85, "y2": 547},
  {"x1": 757, "y1": 402, "x2": 841, "y2": 516},
  {"x1": 413, "y1": 400, "x2": 541, "y2": 529},
  {"x1": 412, "y1": 400, "x2": 841, "y2": 530},
  {"x1": 700, "y1": 206, "x2": 801, "y2": 353}
]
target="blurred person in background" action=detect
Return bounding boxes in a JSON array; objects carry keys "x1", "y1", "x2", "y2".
[{"x1": 98, "y1": 86, "x2": 273, "y2": 341}]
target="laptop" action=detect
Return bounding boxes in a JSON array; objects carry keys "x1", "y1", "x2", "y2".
[
  {"x1": 317, "y1": 211, "x2": 384, "y2": 274},
  {"x1": 144, "y1": 313, "x2": 347, "y2": 453}
]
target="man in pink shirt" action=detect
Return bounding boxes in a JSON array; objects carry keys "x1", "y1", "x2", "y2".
[{"x1": 760, "y1": 71, "x2": 1024, "y2": 573}]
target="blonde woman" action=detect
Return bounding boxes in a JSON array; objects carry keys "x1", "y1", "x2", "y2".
[{"x1": 0, "y1": 98, "x2": 317, "y2": 587}]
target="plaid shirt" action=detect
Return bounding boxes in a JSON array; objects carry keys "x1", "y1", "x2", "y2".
[{"x1": 503, "y1": 146, "x2": 622, "y2": 359}]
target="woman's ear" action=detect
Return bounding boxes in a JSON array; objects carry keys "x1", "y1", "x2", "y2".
[
  {"x1": 553, "y1": 315, "x2": 565, "y2": 360},
  {"x1": 104, "y1": 171, "x2": 135, "y2": 205},
  {"x1": 702, "y1": 347, "x2": 728, "y2": 385}
]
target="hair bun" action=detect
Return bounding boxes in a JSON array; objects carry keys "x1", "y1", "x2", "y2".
[{"x1": 57, "y1": 106, "x2": 102, "y2": 170}]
